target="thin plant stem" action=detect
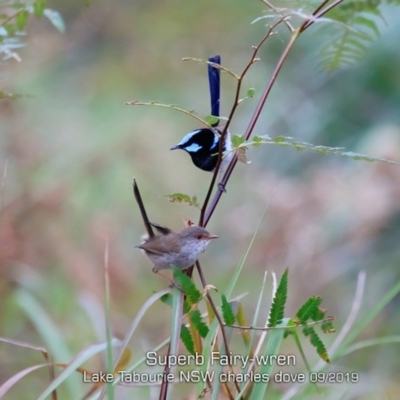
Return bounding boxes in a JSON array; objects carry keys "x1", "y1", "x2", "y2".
[
  {"x1": 201, "y1": 0, "x2": 345, "y2": 225},
  {"x1": 261, "y1": 0, "x2": 295, "y2": 32},
  {"x1": 199, "y1": 17, "x2": 285, "y2": 227},
  {"x1": 0, "y1": 160, "x2": 8, "y2": 225},
  {"x1": 196, "y1": 260, "x2": 241, "y2": 397},
  {"x1": 203, "y1": 27, "x2": 300, "y2": 226},
  {"x1": 227, "y1": 316, "x2": 334, "y2": 331},
  {"x1": 302, "y1": 0, "x2": 345, "y2": 31}
]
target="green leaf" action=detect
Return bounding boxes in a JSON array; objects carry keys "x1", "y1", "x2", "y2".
[
  {"x1": 268, "y1": 268, "x2": 288, "y2": 328},
  {"x1": 231, "y1": 135, "x2": 246, "y2": 147},
  {"x1": 253, "y1": 136, "x2": 263, "y2": 147},
  {"x1": 321, "y1": 320, "x2": 336, "y2": 334},
  {"x1": 239, "y1": 134, "x2": 400, "y2": 166},
  {"x1": 161, "y1": 293, "x2": 191, "y2": 314},
  {"x1": 311, "y1": 307, "x2": 326, "y2": 322},
  {"x1": 283, "y1": 319, "x2": 297, "y2": 338},
  {"x1": 171, "y1": 266, "x2": 202, "y2": 305},
  {"x1": 353, "y1": 15, "x2": 380, "y2": 38},
  {"x1": 221, "y1": 294, "x2": 235, "y2": 326},
  {"x1": 204, "y1": 115, "x2": 220, "y2": 126},
  {"x1": 4, "y1": 23, "x2": 16, "y2": 36},
  {"x1": 164, "y1": 193, "x2": 200, "y2": 209},
  {"x1": 43, "y1": 9, "x2": 65, "y2": 32},
  {"x1": 160, "y1": 293, "x2": 173, "y2": 307},
  {"x1": 180, "y1": 324, "x2": 195, "y2": 355},
  {"x1": 16, "y1": 10, "x2": 29, "y2": 31},
  {"x1": 296, "y1": 296, "x2": 322, "y2": 324},
  {"x1": 189, "y1": 309, "x2": 209, "y2": 338},
  {"x1": 0, "y1": 91, "x2": 23, "y2": 100},
  {"x1": 273, "y1": 135, "x2": 286, "y2": 143},
  {"x1": 33, "y1": 0, "x2": 46, "y2": 18},
  {"x1": 236, "y1": 303, "x2": 251, "y2": 346},
  {"x1": 317, "y1": 5, "x2": 382, "y2": 71},
  {"x1": 247, "y1": 87, "x2": 255, "y2": 97},
  {"x1": 302, "y1": 326, "x2": 330, "y2": 363}
]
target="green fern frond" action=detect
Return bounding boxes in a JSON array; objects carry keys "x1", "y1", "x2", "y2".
[
  {"x1": 171, "y1": 267, "x2": 202, "y2": 305},
  {"x1": 268, "y1": 269, "x2": 289, "y2": 328},
  {"x1": 303, "y1": 326, "x2": 330, "y2": 362},
  {"x1": 311, "y1": 307, "x2": 326, "y2": 322},
  {"x1": 318, "y1": 0, "x2": 384, "y2": 70},
  {"x1": 321, "y1": 320, "x2": 336, "y2": 333},
  {"x1": 181, "y1": 324, "x2": 195, "y2": 355},
  {"x1": 221, "y1": 294, "x2": 236, "y2": 326},
  {"x1": 189, "y1": 309, "x2": 209, "y2": 338},
  {"x1": 296, "y1": 296, "x2": 322, "y2": 324}
]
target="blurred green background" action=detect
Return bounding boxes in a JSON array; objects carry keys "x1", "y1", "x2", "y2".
[{"x1": 1, "y1": 0, "x2": 400, "y2": 399}]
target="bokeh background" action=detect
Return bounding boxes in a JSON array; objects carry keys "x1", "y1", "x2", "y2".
[{"x1": 1, "y1": 0, "x2": 400, "y2": 399}]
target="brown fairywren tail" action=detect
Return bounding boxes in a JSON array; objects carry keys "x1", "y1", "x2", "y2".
[
  {"x1": 132, "y1": 178, "x2": 154, "y2": 238},
  {"x1": 149, "y1": 222, "x2": 172, "y2": 236}
]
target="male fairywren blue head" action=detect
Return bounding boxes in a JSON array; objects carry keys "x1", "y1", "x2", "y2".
[{"x1": 170, "y1": 127, "x2": 232, "y2": 172}]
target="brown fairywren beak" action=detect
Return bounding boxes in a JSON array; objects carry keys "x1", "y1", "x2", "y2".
[{"x1": 136, "y1": 224, "x2": 218, "y2": 272}]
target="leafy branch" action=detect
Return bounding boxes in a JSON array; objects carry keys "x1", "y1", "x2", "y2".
[
  {"x1": 231, "y1": 134, "x2": 400, "y2": 166},
  {"x1": 125, "y1": 101, "x2": 214, "y2": 129},
  {"x1": 200, "y1": 0, "x2": 349, "y2": 228},
  {"x1": 0, "y1": 1, "x2": 64, "y2": 62}
]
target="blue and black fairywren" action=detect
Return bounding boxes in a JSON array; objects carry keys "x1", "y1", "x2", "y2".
[
  {"x1": 170, "y1": 55, "x2": 232, "y2": 173},
  {"x1": 170, "y1": 127, "x2": 232, "y2": 172}
]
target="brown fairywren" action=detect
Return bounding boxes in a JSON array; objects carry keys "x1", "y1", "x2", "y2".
[{"x1": 136, "y1": 222, "x2": 218, "y2": 272}]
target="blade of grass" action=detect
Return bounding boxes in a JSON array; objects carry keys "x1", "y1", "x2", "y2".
[
  {"x1": 0, "y1": 363, "x2": 52, "y2": 398},
  {"x1": 226, "y1": 206, "x2": 268, "y2": 298},
  {"x1": 211, "y1": 302, "x2": 239, "y2": 400},
  {"x1": 15, "y1": 289, "x2": 79, "y2": 399},
  {"x1": 247, "y1": 319, "x2": 288, "y2": 400},
  {"x1": 99, "y1": 287, "x2": 171, "y2": 396},
  {"x1": 236, "y1": 273, "x2": 281, "y2": 398},
  {"x1": 252, "y1": 272, "x2": 278, "y2": 365},
  {"x1": 37, "y1": 340, "x2": 120, "y2": 400},
  {"x1": 0, "y1": 159, "x2": 8, "y2": 226},
  {"x1": 103, "y1": 240, "x2": 114, "y2": 400},
  {"x1": 166, "y1": 286, "x2": 185, "y2": 400},
  {"x1": 281, "y1": 271, "x2": 365, "y2": 400},
  {"x1": 336, "y1": 277, "x2": 400, "y2": 357},
  {"x1": 196, "y1": 318, "x2": 219, "y2": 397},
  {"x1": 340, "y1": 336, "x2": 400, "y2": 357},
  {"x1": 248, "y1": 271, "x2": 268, "y2": 356}
]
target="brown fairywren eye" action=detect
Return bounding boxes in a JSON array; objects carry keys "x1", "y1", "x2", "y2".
[{"x1": 196, "y1": 235, "x2": 203, "y2": 240}]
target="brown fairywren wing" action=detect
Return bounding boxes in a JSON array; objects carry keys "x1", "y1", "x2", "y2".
[
  {"x1": 136, "y1": 232, "x2": 181, "y2": 255},
  {"x1": 136, "y1": 243, "x2": 165, "y2": 256}
]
